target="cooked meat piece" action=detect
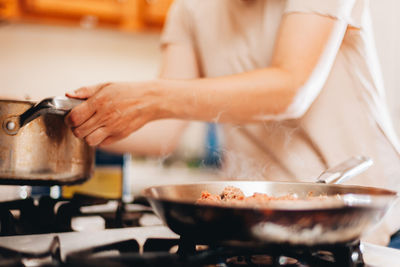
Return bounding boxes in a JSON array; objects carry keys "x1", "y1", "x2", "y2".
[
  {"x1": 221, "y1": 186, "x2": 245, "y2": 200},
  {"x1": 242, "y1": 192, "x2": 297, "y2": 206},
  {"x1": 196, "y1": 191, "x2": 222, "y2": 205},
  {"x1": 196, "y1": 186, "x2": 299, "y2": 207}
]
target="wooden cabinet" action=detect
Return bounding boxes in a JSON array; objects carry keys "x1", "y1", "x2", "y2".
[
  {"x1": 23, "y1": 0, "x2": 128, "y2": 20},
  {"x1": 0, "y1": 0, "x2": 174, "y2": 32},
  {"x1": 21, "y1": 0, "x2": 143, "y2": 30},
  {"x1": 142, "y1": 0, "x2": 173, "y2": 26},
  {"x1": 0, "y1": 0, "x2": 20, "y2": 20}
]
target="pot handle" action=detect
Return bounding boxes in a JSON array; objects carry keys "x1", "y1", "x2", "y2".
[
  {"x1": 3, "y1": 96, "x2": 84, "y2": 135},
  {"x1": 316, "y1": 156, "x2": 373, "y2": 184}
]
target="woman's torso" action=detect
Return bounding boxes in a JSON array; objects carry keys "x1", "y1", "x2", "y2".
[
  {"x1": 161, "y1": 0, "x2": 400, "y2": 242},
  {"x1": 179, "y1": 0, "x2": 400, "y2": 189}
]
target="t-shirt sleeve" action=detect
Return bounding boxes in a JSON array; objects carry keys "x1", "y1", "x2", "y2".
[
  {"x1": 284, "y1": 0, "x2": 363, "y2": 28},
  {"x1": 160, "y1": 0, "x2": 194, "y2": 47}
]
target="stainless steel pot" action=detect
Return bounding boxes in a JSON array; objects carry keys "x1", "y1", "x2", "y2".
[{"x1": 0, "y1": 97, "x2": 94, "y2": 185}]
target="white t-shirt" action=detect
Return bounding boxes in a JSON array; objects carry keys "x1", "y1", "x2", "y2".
[{"x1": 161, "y1": 0, "x2": 400, "y2": 244}]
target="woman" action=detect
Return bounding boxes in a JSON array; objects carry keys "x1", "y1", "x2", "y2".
[{"x1": 66, "y1": 0, "x2": 400, "y2": 245}]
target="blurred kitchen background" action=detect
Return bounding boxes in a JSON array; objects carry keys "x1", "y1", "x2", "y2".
[{"x1": 0, "y1": 0, "x2": 398, "y2": 200}]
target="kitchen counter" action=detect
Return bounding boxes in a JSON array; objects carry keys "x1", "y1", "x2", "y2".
[{"x1": 0, "y1": 226, "x2": 399, "y2": 266}]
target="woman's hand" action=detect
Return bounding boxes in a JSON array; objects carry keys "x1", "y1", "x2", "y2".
[{"x1": 65, "y1": 81, "x2": 164, "y2": 147}]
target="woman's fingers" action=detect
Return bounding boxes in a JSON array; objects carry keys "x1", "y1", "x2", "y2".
[
  {"x1": 66, "y1": 83, "x2": 110, "y2": 99},
  {"x1": 65, "y1": 100, "x2": 96, "y2": 128},
  {"x1": 65, "y1": 83, "x2": 112, "y2": 128},
  {"x1": 98, "y1": 117, "x2": 149, "y2": 147},
  {"x1": 66, "y1": 87, "x2": 94, "y2": 99},
  {"x1": 99, "y1": 136, "x2": 120, "y2": 147},
  {"x1": 84, "y1": 127, "x2": 109, "y2": 146},
  {"x1": 71, "y1": 112, "x2": 102, "y2": 139},
  {"x1": 98, "y1": 131, "x2": 133, "y2": 147}
]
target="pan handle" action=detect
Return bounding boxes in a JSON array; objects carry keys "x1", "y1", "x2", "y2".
[{"x1": 316, "y1": 156, "x2": 373, "y2": 184}]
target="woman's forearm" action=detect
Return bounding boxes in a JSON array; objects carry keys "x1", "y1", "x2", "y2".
[
  {"x1": 155, "y1": 14, "x2": 346, "y2": 124},
  {"x1": 157, "y1": 67, "x2": 298, "y2": 123}
]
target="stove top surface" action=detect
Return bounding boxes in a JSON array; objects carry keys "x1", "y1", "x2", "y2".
[{"x1": 0, "y1": 226, "x2": 398, "y2": 267}]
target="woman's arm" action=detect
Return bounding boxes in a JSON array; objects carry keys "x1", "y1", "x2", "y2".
[
  {"x1": 66, "y1": 13, "x2": 348, "y2": 146},
  {"x1": 160, "y1": 13, "x2": 348, "y2": 122}
]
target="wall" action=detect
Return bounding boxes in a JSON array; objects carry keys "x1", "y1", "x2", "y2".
[{"x1": 0, "y1": 22, "x2": 161, "y2": 101}]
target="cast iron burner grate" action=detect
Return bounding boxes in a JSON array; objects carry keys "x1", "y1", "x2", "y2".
[
  {"x1": 0, "y1": 236, "x2": 61, "y2": 267},
  {"x1": 0, "y1": 195, "x2": 146, "y2": 236},
  {"x1": 0, "y1": 234, "x2": 364, "y2": 267},
  {"x1": 64, "y1": 237, "x2": 364, "y2": 267}
]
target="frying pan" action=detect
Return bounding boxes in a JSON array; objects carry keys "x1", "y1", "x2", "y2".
[{"x1": 143, "y1": 156, "x2": 398, "y2": 245}]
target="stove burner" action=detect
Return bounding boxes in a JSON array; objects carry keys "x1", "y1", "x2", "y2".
[
  {"x1": 0, "y1": 195, "x2": 148, "y2": 236},
  {"x1": 0, "y1": 236, "x2": 61, "y2": 267}
]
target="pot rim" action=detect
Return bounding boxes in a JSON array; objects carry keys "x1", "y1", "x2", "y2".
[{"x1": 0, "y1": 99, "x2": 35, "y2": 105}]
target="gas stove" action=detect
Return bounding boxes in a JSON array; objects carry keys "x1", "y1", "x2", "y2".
[{"x1": 0, "y1": 196, "x2": 398, "y2": 267}]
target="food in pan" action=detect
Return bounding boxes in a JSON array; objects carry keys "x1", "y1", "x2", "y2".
[{"x1": 196, "y1": 186, "x2": 328, "y2": 207}]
